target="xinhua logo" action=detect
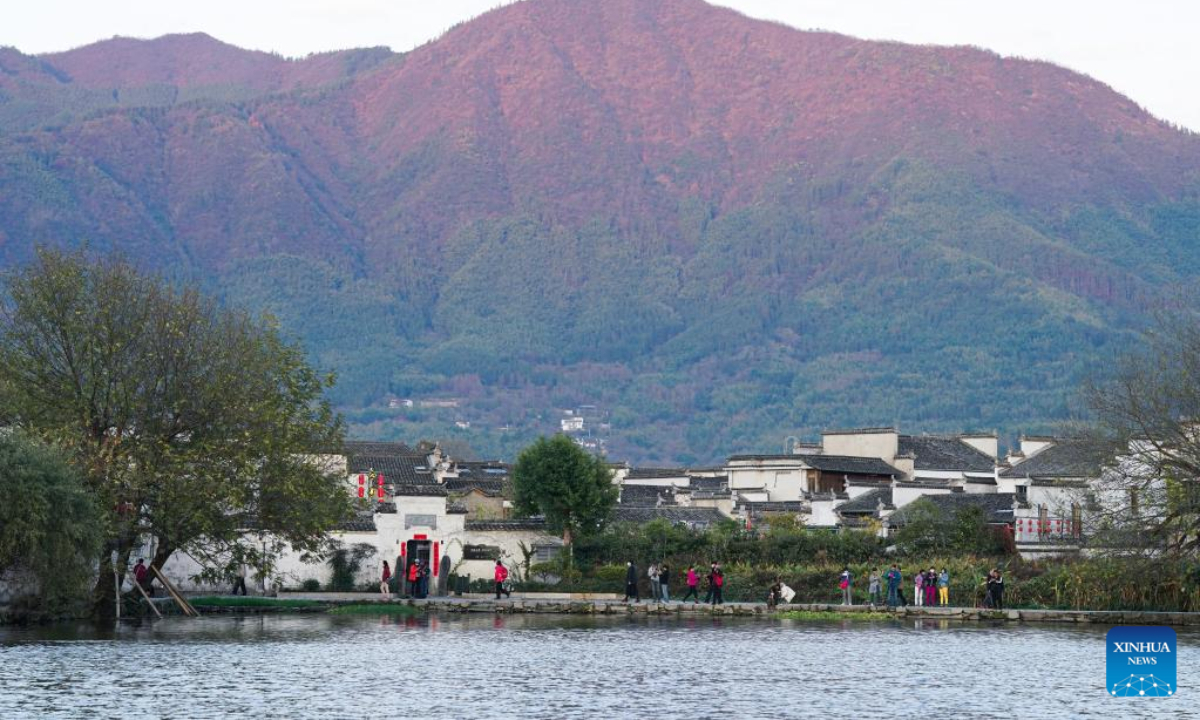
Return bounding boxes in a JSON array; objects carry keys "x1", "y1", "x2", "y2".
[{"x1": 1107, "y1": 626, "x2": 1177, "y2": 697}]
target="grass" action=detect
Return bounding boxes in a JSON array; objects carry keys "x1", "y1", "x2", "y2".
[
  {"x1": 775, "y1": 609, "x2": 895, "y2": 622},
  {"x1": 327, "y1": 604, "x2": 420, "y2": 616},
  {"x1": 189, "y1": 596, "x2": 324, "y2": 609}
]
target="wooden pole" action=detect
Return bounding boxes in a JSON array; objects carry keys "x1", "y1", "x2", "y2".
[
  {"x1": 131, "y1": 577, "x2": 163, "y2": 619},
  {"x1": 151, "y1": 566, "x2": 198, "y2": 617}
]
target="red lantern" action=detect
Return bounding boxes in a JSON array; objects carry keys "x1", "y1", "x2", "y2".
[{"x1": 357, "y1": 473, "x2": 365, "y2": 499}]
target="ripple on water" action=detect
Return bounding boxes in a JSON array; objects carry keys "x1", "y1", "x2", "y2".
[{"x1": 1, "y1": 616, "x2": 1198, "y2": 719}]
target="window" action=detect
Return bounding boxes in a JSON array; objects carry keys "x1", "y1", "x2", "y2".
[
  {"x1": 533, "y1": 544, "x2": 560, "y2": 563},
  {"x1": 1015, "y1": 484, "x2": 1028, "y2": 503}
]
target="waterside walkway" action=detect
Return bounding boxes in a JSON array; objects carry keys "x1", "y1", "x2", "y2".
[{"x1": 182, "y1": 593, "x2": 1200, "y2": 626}]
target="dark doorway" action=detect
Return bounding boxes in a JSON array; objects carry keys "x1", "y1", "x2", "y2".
[{"x1": 405, "y1": 540, "x2": 432, "y2": 596}]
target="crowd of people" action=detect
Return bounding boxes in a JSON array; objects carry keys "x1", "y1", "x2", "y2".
[
  {"x1": 379, "y1": 558, "x2": 433, "y2": 599},
  {"x1": 624, "y1": 561, "x2": 727, "y2": 605},
  {"x1": 849, "y1": 564, "x2": 1006, "y2": 610},
  {"x1": 377, "y1": 557, "x2": 1009, "y2": 609}
]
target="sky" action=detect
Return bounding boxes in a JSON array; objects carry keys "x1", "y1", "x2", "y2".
[{"x1": 2, "y1": 0, "x2": 1196, "y2": 131}]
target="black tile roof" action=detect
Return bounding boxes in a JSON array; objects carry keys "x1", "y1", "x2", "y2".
[
  {"x1": 391, "y1": 484, "x2": 448, "y2": 497},
  {"x1": 454, "y1": 461, "x2": 511, "y2": 477},
  {"x1": 836, "y1": 487, "x2": 894, "y2": 515},
  {"x1": 348, "y1": 454, "x2": 435, "y2": 484},
  {"x1": 728, "y1": 454, "x2": 806, "y2": 461},
  {"x1": 898, "y1": 435, "x2": 996, "y2": 472},
  {"x1": 613, "y1": 507, "x2": 728, "y2": 527},
  {"x1": 999, "y1": 439, "x2": 1116, "y2": 479},
  {"x1": 444, "y1": 478, "x2": 506, "y2": 497},
  {"x1": 447, "y1": 503, "x2": 469, "y2": 515},
  {"x1": 375, "y1": 502, "x2": 397, "y2": 514},
  {"x1": 626, "y1": 467, "x2": 689, "y2": 479},
  {"x1": 887, "y1": 493, "x2": 1016, "y2": 527},
  {"x1": 464, "y1": 518, "x2": 548, "y2": 531},
  {"x1": 740, "y1": 501, "x2": 809, "y2": 513},
  {"x1": 796, "y1": 454, "x2": 902, "y2": 476},
  {"x1": 619, "y1": 485, "x2": 675, "y2": 507},
  {"x1": 336, "y1": 515, "x2": 377, "y2": 532},
  {"x1": 688, "y1": 476, "x2": 730, "y2": 494}
]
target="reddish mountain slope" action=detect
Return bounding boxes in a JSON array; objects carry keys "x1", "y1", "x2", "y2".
[
  {"x1": 42, "y1": 32, "x2": 395, "y2": 92},
  {"x1": 1, "y1": 0, "x2": 1199, "y2": 461}
]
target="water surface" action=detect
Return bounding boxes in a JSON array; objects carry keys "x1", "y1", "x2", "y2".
[{"x1": 1, "y1": 615, "x2": 1196, "y2": 718}]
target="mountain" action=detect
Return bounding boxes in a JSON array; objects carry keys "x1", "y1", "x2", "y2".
[{"x1": 1, "y1": 0, "x2": 1198, "y2": 464}]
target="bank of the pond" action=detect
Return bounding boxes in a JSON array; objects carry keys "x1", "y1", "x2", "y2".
[{"x1": 157, "y1": 594, "x2": 1200, "y2": 626}]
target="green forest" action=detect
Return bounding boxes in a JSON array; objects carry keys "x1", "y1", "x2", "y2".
[{"x1": 213, "y1": 159, "x2": 1200, "y2": 464}]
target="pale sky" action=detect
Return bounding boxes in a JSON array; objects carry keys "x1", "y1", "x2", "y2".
[{"x1": 3, "y1": 0, "x2": 1196, "y2": 131}]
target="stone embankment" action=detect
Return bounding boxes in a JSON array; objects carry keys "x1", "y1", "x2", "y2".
[
  {"x1": 405, "y1": 598, "x2": 1199, "y2": 626},
  {"x1": 184, "y1": 593, "x2": 1200, "y2": 626}
]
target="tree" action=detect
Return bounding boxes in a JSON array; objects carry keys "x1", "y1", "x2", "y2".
[
  {"x1": 0, "y1": 432, "x2": 101, "y2": 612},
  {"x1": 0, "y1": 248, "x2": 350, "y2": 617},
  {"x1": 894, "y1": 500, "x2": 1005, "y2": 556},
  {"x1": 511, "y1": 435, "x2": 617, "y2": 549},
  {"x1": 1085, "y1": 312, "x2": 1200, "y2": 555}
]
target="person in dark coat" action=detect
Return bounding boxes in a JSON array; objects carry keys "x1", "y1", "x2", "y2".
[
  {"x1": 710, "y1": 564, "x2": 724, "y2": 606},
  {"x1": 885, "y1": 564, "x2": 901, "y2": 608},
  {"x1": 624, "y1": 561, "x2": 640, "y2": 602},
  {"x1": 989, "y1": 569, "x2": 1005, "y2": 610}
]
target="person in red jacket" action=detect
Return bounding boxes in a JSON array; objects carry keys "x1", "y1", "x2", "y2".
[
  {"x1": 407, "y1": 560, "x2": 420, "y2": 598},
  {"x1": 710, "y1": 563, "x2": 725, "y2": 606},
  {"x1": 681, "y1": 565, "x2": 700, "y2": 604},
  {"x1": 494, "y1": 560, "x2": 511, "y2": 599}
]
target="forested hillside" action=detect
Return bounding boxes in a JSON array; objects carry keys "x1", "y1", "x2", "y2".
[{"x1": 2, "y1": 0, "x2": 1198, "y2": 463}]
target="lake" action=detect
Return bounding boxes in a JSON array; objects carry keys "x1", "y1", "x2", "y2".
[{"x1": 1, "y1": 614, "x2": 1196, "y2": 718}]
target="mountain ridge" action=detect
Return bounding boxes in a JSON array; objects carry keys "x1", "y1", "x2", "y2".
[{"x1": 1, "y1": 0, "x2": 1198, "y2": 463}]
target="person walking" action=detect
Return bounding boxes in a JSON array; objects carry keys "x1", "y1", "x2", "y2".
[
  {"x1": 924, "y1": 567, "x2": 937, "y2": 607},
  {"x1": 896, "y1": 565, "x2": 908, "y2": 606},
  {"x1": 913, "y1": 567, "x2": 924, "y2": 607},
  {"x1": 885, "y1": 564, "x2": 901, "y2": 608},
  {"x1": 649, "y1": 563, "x2": 661, "y2": 603},
  {"x1": 380, "y1": 560, "x2": 392, "y2": 598},
  {"x1": 839, "y1": 567, "x2": 852, "y2": 606},
  {"x1": 232, "y1": 562, "x2": 248, "y2": 596},
  {"x1": 624, "y1": 561, "x2": 640, "y2": 602},
  {"x1": 682, "y1": 566, "x2": 700, "y2": 604},
  {"x1": 659, "y1": 563, "x2": 671, "y2": 603},
  {"x1": 494, "y1": 559, "x2": 511, "y2": 599},
  {"x1": 937, "y1": 568, "x2": 950, "y2": 607},
  {"x1": 868, "y1": 567, "x2": 881, "y2": 607}
]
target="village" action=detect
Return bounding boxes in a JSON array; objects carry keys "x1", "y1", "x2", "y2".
[{"x1": 156, "y1": 425, "x2": 1116, "y2": 594}]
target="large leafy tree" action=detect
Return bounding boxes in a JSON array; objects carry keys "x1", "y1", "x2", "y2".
[
  {"x1": 511, "y1": 434, "x2": 617, "y2": 548},
  {"x1": 0, "y1": 432, "x2": 101, "y2": 612},
  {"x1": 0, "y1": 248, "x2": 350, "y2": 616}
]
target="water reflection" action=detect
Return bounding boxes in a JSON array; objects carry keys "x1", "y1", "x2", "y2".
[{"x1": 1, "y1": 615, "x2": 1197, "y2": 719}]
